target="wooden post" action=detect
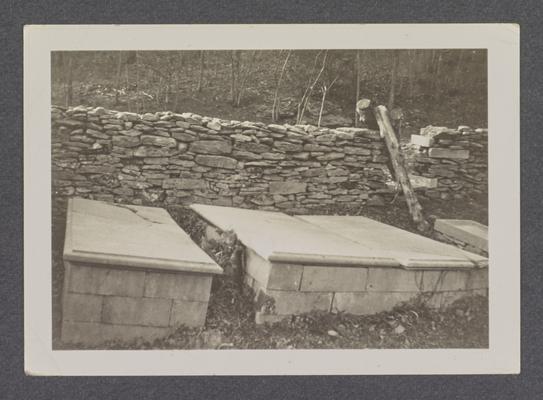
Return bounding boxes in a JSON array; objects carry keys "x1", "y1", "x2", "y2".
[{"x1": 374, "y1": 105, "x2": 430, "y2": 232}]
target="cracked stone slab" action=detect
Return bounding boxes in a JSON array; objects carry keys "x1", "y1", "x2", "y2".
[
  {"x1": 434, "y1": 219, "x2": 488, "y2": 252},
  {"x1": 64, "y1": 198, "x2": 222, "y2": 274},
  {"x1": 190, "y1": 204, "x2": 399, "y2": 267},
  {"x1": 298, "y1": 215, "x2": 487, "y2": 269}
]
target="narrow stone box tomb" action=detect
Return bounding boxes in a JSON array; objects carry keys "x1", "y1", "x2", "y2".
[{"x1": 61, "y1": 198, "x2": 222, "y2": 346}]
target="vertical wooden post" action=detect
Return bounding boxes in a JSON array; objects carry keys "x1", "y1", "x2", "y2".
[{"x1": 374, "y1": 105, "x2": 430, "y2": 232}]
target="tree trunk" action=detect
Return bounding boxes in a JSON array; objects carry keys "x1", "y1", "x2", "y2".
[
  {"x1": 135, "y1": 51, "x2": 142, "y2": 112},
  {"x1": 65, "y1": 53, "x2": 74, "y2": 107},
  {"x1": 197, "y1": 50, "x2": 205, "y2": 92},
  {"x1": 125, "y1": 63, "x2": 131, "y2": 112},
  {"x1": 354, "y1": 50, "x2": 361, "y2": 127},
  {"x1": 297, "y1": 50, "x2": 328, "y2": 124},
  {"x1": 374, "y1": 105, "x2": 429, "y2": 232},
  {"x1": 388, "y1": 50, "x2": 400, "y2": 110},
  {"x1": 230, "y1": 50, "x2": 240, "y2": 105},
  {"x1": 317, "y1": 76, "x2": 338, "y2": 128},
  {"x1": 432, "y1": 52, "x2": 443, "y2": 99},
  {"x1": 235, "y1": 50, "x2": 258, "y2": 107},
  {"x1": 408, "y1": 50, "x2": 416, "y2": 96},
  {"x1": 272, "y1": 50, "x2": 291, "y2": 122},
  {"x1": 452, "y1": 49, "x2": 466, "y2": 88}
]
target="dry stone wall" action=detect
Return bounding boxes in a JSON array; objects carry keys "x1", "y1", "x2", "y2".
[
  {"x1": 406, "y1": 125, "x2": 488, "y2": 199},
  {"x1": 52, "y1": 105, "x2": 392, "y2": 213}
]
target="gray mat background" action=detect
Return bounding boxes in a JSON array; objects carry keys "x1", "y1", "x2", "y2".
[{"x1": 1, "y1": 0, "x2": 541, "y2": 398}]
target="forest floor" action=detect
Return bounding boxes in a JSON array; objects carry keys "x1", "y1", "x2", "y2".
[{"x1": 52, "y1": 195, "x2": 488, "y2": 350}]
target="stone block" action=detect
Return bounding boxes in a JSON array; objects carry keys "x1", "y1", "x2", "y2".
[
  {"x1": 68, "y1": 264, "x2": 145, "y2": 297},
  {"x1": 112, "y1": 135, "x2": 141, "y2": 148},
  {"x1": 195, "y1": 155, "x2": 237, "y2": 169},
  {"x1": 466, "y1": 268, "x2": 489, "y2": 290},
  {"x1": 162, "y1": 178, "x2": 207, "y2": 190},
  {"x1": 133, "y1": 146, "x2": 177, "y2": 158},
  {"x1": 274, "y1": 141, "x2": 303, "y2": 152},
  {"x1": 169, "y1": 300, "x2": 209, "y2": 327},
  {"x1": 61, "y1": 321, "x2": 172, "y2": 346},
  {"x1": 410, "y1": 134, "x2": 434, "y2": 147},
  {"x1": 62, "y1": 293, "x2": 103, "y2": 323},
  {"x1": 141, "y1": 135, "x2": 177, "y2": 148},
  {"x1": 245, "y1": 248, "x2": 272, "y2": 288},
  {"x1": 144, "y1": 272, "x2": 212, "y2": 301},
  {"x1": 189, "y1": 140, "x2": 232, "y2": 155},
  {"x1": 421, "y1": 270, "x2": 470, "y2": 292},
  {"x1": 428, "y1": 148, "x2": 470, "y2": 159},
  {"x1": 269, "y1": 181, "x2": 307, "y2": 194},
  {"x1": 267, "y1": 263, "x2": 304, "y2": 291},
  {"x1": 265, "y1": 290, "x2": 333, "y2": 314},
  {"x1": 102, "y1": 296, "x2": 172, "y2": 327},
  {"x1": 409, "y1": 174, "x2": 438, "y2": 189},
  {"x1": 332, "y1": 291, "x2": 419, "y2": 315},
  {"x1": 300, "y1": 266, "x2": 368, "y2": 292},
  {"x1": 172, "y1": 131, "x2": 197, "y2": 142},
  {"x1": 366, "y1": 268, "x2": 425, "y2": 292}
]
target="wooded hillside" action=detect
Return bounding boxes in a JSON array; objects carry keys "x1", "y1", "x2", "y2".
[{"x1": 52, "y1": 49, "x2": 487, "y2": 137}]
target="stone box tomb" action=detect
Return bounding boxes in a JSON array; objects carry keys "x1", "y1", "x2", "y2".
[
  {"x1": 61, "y1": 198, "x2": 222, "y2": 346},
  {"x1": 190, "y1": 204, "x2": 488, "y2": 322}
]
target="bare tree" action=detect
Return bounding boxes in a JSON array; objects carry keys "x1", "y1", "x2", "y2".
[
  {"x1": 197, "y1": 50, "x2": 206, "y2": 92},
  {"x1": 230, "y1": 50, "x2": 258, "y2": 107},
  {"x1": 317, "y1": 75, "x2": 339, "y2": 127},
  {"x1": 230, "y1": 50, "x2": 240, "y2": 106},
  {"x1": 65, "y1": 52, "x2": 74, "y2": 106},
  {"x1": 271, "y1": 50, "x2": 291, "y2": 122},
  {"x1": 114, "y1": 51, "x2": 124, "y2": 105},
  {"x1": 388, "y1": 50, "x2": 400, "y2": 110},
  {"x1": 354, "y1": 50, "x2": 361, "y2": 127},
  {"x1": 296, "y1": 50, "x2": 328, "y2": 124},
  {"x1": 407, "y1": 49, "x2": 417, "y2": 97}
]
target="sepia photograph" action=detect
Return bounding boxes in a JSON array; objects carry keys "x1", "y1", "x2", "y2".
[
  {"x1": 24, "y1": 24, "x2": 519, "y2": 375},
  {"x1": 51, "y1": 47, "x2": 489, "y2": 350}
]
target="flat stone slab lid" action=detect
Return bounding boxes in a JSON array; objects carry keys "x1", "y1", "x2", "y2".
[
  {"x1": 298, "y1": 215, "x2": 488, "y2": 269},
  {"x1": 64, "y1": 198, "x2": 222, "y2": 274},
  {"x1": 434, "y1": 219, "x2": 488, "y2": 252},
  {"x1": 190, "y1": 204, "x2": 399, "y2": 267}
]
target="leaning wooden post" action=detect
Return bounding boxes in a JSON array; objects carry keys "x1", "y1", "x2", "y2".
[{"x1": 374, "y1": 105, "x2": 430, "y2": 232}]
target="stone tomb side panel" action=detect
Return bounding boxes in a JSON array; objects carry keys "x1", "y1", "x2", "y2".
[
  {"x1": 169, "y1": 299, "x2": 209, "y2": 327},
  {"x1": 265, "y1": 289, "x2": 333, "y2": 315},
  {"x1": 267, "y1": 263, "x2": 304, "y2": 291},
  {"x1": 62, "y1": 292, "x2": 103, "y2": 323},
  {"x1": 332, "y1": 291, "x2": 420, "y2": 315},
  {"x1": 299, "y1": 265, "x2": 368, "y2": 292},
  {"x1": 144, "y1": 271, "x2": 212, "y2": 302},
  {"x1": 244, "y1": 248, "x2": 273, "y2": 289},
  {"x1": 67, "y1": 262, "x2": 145, "y2": 297},
  {"x1": 102, "y1": 296, "x2": 173, "y2": 327},
  {"x1": 366, "y1": 267, "x2": 471, "y2": 293}
]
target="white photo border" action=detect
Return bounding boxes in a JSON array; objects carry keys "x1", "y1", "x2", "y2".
[{"x1": 24, "y1": 24, "x2": 520, "y2": 375}]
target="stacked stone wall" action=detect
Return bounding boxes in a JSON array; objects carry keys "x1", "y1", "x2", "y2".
[
  {"x1": 407, "y1": 125, "x2": 488, "y2": 199},
  {"x1": 52, "y1": 105, "x2": 391, "y2": 213}
]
